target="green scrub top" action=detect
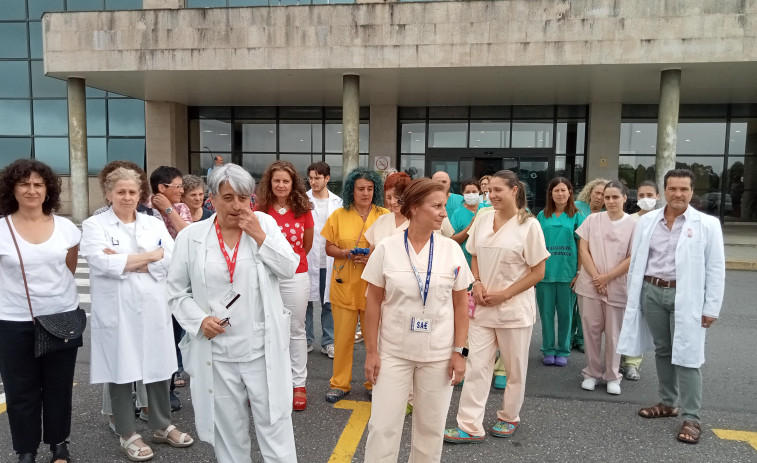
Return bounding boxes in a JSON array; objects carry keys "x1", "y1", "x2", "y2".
[
  {"x1": 537, "y1": 209, "x2": 586, "y2": 283},
  {"x1": 446, "y1": 193, "x2": 465, "y2": 218},
  {"x1": 575, "y1": 200, "x2": 591, "y2": 217},
  {"x1": 450, "y1": 203, "x2": 483, "y2": 267}
]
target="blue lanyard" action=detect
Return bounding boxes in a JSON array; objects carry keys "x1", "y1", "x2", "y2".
[{"x1": 404, "y1": 229, "x2": 434, "y2": 308}]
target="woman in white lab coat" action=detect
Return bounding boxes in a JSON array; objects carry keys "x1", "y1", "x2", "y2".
[
  {"x1": 81, "y1": 167, "x2": 193, "y2": 462},
  {"x1": 168, "y1": 164, "x2": 299, "y2": 463}
]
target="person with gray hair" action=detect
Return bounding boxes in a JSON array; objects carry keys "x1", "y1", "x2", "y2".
[
  {"x1": 168, "y1": 164, "x2": 299, "y2": 462},
  {"x1": 181, "y1": 174, "x2": 213, "y2": 222}
]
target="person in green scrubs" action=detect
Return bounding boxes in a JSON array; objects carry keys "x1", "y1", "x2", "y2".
[
  {"x1": 536, "y1": 177, "x2": 585, "y2": 366},
  {"x1": 450, "y1": 178, "x2": 484, "y2": 267}
]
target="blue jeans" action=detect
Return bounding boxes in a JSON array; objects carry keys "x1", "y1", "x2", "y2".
[{"x1": 306, "y1": 267, "x2": 334, "y2": 347}]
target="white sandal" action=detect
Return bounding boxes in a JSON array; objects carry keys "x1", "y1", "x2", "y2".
[
  {"x1": 153, "y1": 424, "x2": 194, "y2": 448},
  {"x1": 119, "y1": 434, "x2": 154, "y2": 462}
]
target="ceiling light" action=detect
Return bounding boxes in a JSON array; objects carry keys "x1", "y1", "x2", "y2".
[
  {"x1": 735, "y1": 130, "x2": 742, "y2": 133},
  {"x1": 218, "y1": 133, "x2": 228, "y2": 136},
  {"x1": 299, "y1": 139, "x2": 304, "y2": 142},
  {"x1": 415, "y1": 139, "x2": 419, "y2": 142},
  {"x1": 685, "y1": 139, "x2": 690, "y2": 142},
  {"x1": 268, "y1": 130, "x2": 274, "y2": 133},
  {"x1": 476, "y1": 139, "x2": 480, "y2": 142},
  {"x1": 202, "y1": 130, "x2": 213, "y2": 133},
  {"x1": 635, "y1": 130, "x2": 642, "y2": 133},
  {"x1": 408, "y1": 131, "x2": 413, "y2": 134}
]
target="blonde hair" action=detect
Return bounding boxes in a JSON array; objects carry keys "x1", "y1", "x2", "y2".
[
  {"x1": 577, "y1": 178, "x2": 609, "y2": 203},
  {"x1": 103, "y1": 167, "x2": 142, "y2": 195}
]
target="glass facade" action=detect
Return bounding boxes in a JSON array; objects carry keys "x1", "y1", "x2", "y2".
[
  {"x1": 618, "y1": 104, "x2": 757, "y2": 222},
  {"x1": 398, "y1": 105, "x2": 587, "y2": 215},
  {"x1": 189, "y1": 106, "x2": 369, "y2": 193},
  {"x1": 0, "y1": 0, "x2": 145, "y2": 174}
]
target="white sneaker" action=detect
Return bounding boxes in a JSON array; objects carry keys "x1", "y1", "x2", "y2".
[
  {"x1": 307, "y1": 344, "x2": 314, "y2": 353},
  {"x1": 321, "y1": 344, "x2": 335, "y2": 359},
  {"x1": 581, "y1": 378, "x2": 598, "y2": 391},
  {"x1": 607, "y1": 379, "x2": 622, "y2": 395}
]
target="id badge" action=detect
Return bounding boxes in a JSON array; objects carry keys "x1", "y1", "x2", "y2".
[
  {"x1": 222, "y1": 290, "x2": 241, "y2": 309},
  {"x1": 410, "y1": 317, "x2": 432, "y2": 333}
]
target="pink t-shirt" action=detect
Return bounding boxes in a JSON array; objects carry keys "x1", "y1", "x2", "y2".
[{"x1": 267, "y1": 208, "x2": 314, "y2": 274}]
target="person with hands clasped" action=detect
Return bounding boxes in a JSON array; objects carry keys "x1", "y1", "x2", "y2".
[
  {"x1": 574, "y1": 180, "x2": 637, "y2": 395},
  {"x1": 168, "y1": 164, "x2": 299, "y2": 463},
  {"x1": 362, "y1": 179, "x2": 473, "y2": 462},
  {"x1": 444, "y1": 170, "x2": 549, "y2": 443}
]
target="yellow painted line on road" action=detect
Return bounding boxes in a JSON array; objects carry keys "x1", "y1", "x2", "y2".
[
  {"x1": 328, "y1": 400, "x2": 372, "y2": 463},
  {"x1": 713, "y1": 429, "x2": 757, "y2": 451},
  {"x1": 0, "y1": 393, "x2": 6, "y2": 414}
]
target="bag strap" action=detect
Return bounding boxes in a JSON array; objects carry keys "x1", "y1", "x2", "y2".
[{"x1": 5, "y1": 216, "x2": 35, "y2": 322}]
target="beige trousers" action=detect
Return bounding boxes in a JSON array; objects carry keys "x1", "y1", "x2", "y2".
[
  {"x1": 365, "y1": 354, "x2": 453, "y2": 463},
  {"x1": 456, "y1": 323, "x2": 532, "y2": 436},
  {"x1": 577, "y1": 295, "x2": 624, "y2": 382}
]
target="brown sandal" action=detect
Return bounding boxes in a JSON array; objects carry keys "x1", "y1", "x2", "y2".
[
  {"x1": 638, "y1": 402, "x2": 679, "y2": 418},
  {"x1": 677, "y1": 420, "x2": 702, "y2": 444}
]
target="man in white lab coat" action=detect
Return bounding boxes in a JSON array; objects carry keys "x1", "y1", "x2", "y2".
[
  {"x1": 618, "y1": 168, "x2": 725, "y2": 445},
  {"x1": 305, "y1": 162, "x2": 343, "y2": 358}
]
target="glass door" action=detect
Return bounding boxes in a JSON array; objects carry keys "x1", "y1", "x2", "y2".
[{"x1": 518, "y1": 157, "x2": 550, "y2": 213}]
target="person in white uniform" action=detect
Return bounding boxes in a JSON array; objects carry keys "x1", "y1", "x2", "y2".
[
  {"x1": 168, "y1": 164, "x2": 299, "y2": 463},
  {"x1": 363, "y1": 178, "x2": 473, "y2": 462},
  {"x1": 81, "y1": 167, "x2": 194, "y2": 462}
]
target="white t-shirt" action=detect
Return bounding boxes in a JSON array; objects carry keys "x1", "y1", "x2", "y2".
[
  {"x1": 0, "y1": 215, "x2": 81, "y2": 321},
  {"x1": 312, "y1": 197, "x2": 330, "y2": 267}
]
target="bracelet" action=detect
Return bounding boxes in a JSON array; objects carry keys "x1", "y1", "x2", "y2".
[{"x1": 472, "y1": 281, "x2": 483, "y2": 286}]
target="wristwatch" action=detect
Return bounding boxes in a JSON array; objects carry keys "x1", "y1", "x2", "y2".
[
  {"x1": 165, "y1": 207, "x2": 173, "y2": 215},
  {"x1": 453, "y1": 346, "x2": 469, "y2": 358}
]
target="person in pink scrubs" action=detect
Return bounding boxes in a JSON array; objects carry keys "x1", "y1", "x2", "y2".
[{"x1": 574, "y1": 180, "x2": 637, "y2": 395}]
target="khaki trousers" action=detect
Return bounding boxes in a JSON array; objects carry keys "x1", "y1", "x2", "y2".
[
  {"x1": 365, "y1": 354, "x2": 452, "y2": 463},
  {"x1": 577, "y1": 295, "x2": 624, "y2": 382},
  {"x1": 456, "y1": 323, "x2": 532, "y2": 436}
]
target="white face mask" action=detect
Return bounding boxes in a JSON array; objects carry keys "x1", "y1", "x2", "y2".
[
  {"x1": 637, "y1": 197, "x2": 657, "y2": 211},
  {"x1": 464, "y1": 193, "x2": 479, "y2": 205}
]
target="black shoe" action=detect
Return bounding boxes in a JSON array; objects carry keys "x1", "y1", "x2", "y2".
[
  {"x1": 17, "y1": 453, "x2": 35, "y2": 463},
  {"x1": 170, "y1": 390, "x2": 182, "y2": 411},
  {"x1": 49, "y1": 441, "x2": 70, "y2": 463}
]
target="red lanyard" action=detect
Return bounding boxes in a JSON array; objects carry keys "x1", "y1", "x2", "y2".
[{"x1": 214, "y1": 219, "x2": 242, "y2": 284}]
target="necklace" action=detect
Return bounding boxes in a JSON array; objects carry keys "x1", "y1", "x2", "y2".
[
  {"x1": 276, "y1": 201, "x2": 288, "y2": 215},
  {"x1": 355, "y1": 205, "x2": 371, "y2": 219}
]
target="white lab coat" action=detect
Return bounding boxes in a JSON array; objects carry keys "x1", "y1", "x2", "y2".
[
  {"x1": 81, "y1": 208, "x2": 177, "y2": 385},
  {"x1": 305, "y1": 189, "x2": 343, "y2": 303},
  {"x1": 617, "y1": 206, "x2": 725, "y2": 368},
  {"x1": 167, "y1": 213, "x2": 298, "y2": 446}
]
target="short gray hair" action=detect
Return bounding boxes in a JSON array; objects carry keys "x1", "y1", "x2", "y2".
[
  {"x1": 104, "y1": 167, "x2": 142, "y2": 194},
  {"x1": 182, "y1": 174, "x2": 205, "y2": 194},
  {"x1": 207, "y1": 163, "x2": 255, "y2": 197}
]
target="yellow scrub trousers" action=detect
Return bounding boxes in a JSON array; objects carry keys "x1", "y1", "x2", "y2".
[{"x1": 330, "y1": 304, "x2": 371, "y2": 392}]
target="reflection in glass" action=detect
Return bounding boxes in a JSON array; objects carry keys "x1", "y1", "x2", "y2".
[
  {"x1": 187, "y1": 0, "x2": 226, "y2": 6},
  {"x1": 0, "y1": 23, "x2": 29, "y2": 59},
  {"x1": 324, "y1": 154, "x2": 344, "y2": 188},
  {"x1": 400, "y1": 122, "x2": 425, "y2": 154},
  {"x1": 0, "y1": 100, "x2": 31, "y2": 135},
  {"x1": 518, "y1": 159, "x2": 549, "y2": 214},
  {"x1": 108, "y1": 138, "x2": 145, "y2": 167},
  {"x1": 87, "y1": 138, "x2": 107, "y2": 175},
  {"x1": 574, "y1": 155, "x2": 586, "y2": 190},
  {"x1": 280, "y1": 154, "x2": 314, "y2": 179},
  {"x1": 33, "y1": 100, "x2": 69, "y2": 136},
  {"x1": 86, "y1": 86, "x2": 106, "y2": 98},
  {"x1": 87, "y1": 99, "x2": 106, "y2": 136},
  {"x1": 0, "y1": 61, "x2": 29, "y2": 98},
  {"x1": 676, "y1": 122, "x2": 726, "y2": 155},
  {"x1": 1, "y1": 0, "x2": 27, "y2": 19},
  {"x1": 31, "y1": 62, "x2": 67, "y2": 98},
  {"x1": 619, "y1": 122, "x2": 657, "y2": 155},
  {"x1": 105, "y1": 0, "x2": 142, "y2": 9},
  {"x1": 359, "y1": 154, "x2": 368, "y2": 168},
  {"x1": 511, "y1": 121, "x2": 552, "y2": 148},
  {"x1": 399, "y1": 155, "x2": 424, "y2": 180},
  {"x1": 728, "y1": 119, "x2": 757, "y2": 155},
  {"x1": 229, "y1": 0, "x2": 269, "y2": 6},
  {"x1": 280, "y1": 122, "x2": 322, "y2": 153},
  {"x1": 618, "y1": 155, "x2": 655, "y2": 190},
  {"x1": 29, "y1": 22, "x2": 43, "y2": 59},
  {"x1": 241, "y1": 121, "x2": 276, "y2": 152},
  {"x1": 428, "y1": 121, "x2": 467, "y2": 148},
  {"x1": 191, "y1": 118, "x2": 232, "y2": 152},
  {"x1": 0, "y1": 138, "x2": 32, "y2": 168},
  {"x1": 556, "y1": 121, "x2": 585, "y2": 154},
  {"x1": 35, "y1": 138, "x2": 70, "y2": 174},
  {"x1": 469, "y1": 121, "x2": 509, "y2": 148},
  {"x1": 325, "y1": 122, "x2": 369, "y2": 154},
  {"x1": 108, "y1": 99, "x2": 145, "y2": 136},
  {"x1": 66, "y1": 0, "x2": 105, "y2": 11},
  {"x1": 242, "y1": 153, "x2": 276, "y2": 181},
  {"x1": 672, "y1": 156, "x2": 724, "y2": 218},
  {"x1": 29, "y1": 0, "x2": 65, "y2": 19}
]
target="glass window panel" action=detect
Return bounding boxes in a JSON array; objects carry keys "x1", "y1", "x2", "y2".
[
  {"x1": 29, "y1": 22, "x2": 43, "y2": 59},
  {"x1": 619, "y1": 122, "x2": 657, "y2": 155},
  {"x1": 511, "y1": 121, "x2": 553, "y2": 148},
  {"x1": 428, "y1": 121, "x2": 467, "y2": 148},
  {"x1": 0, "y1": 0, "x2": 27, "y2": 20},
  {"x1": 325, "y1": 123, "x2": 342, "y2": 154},
  {"x1": 66, "y1": 0, "x2": 104, "y2": 11},
  {"x1": 34, "y1": 137, "x2": 70, "y2": 174},
  {"x1": 190, "y1": 118, "x2": 231, "y2": 152},
  {"x1": 29, "y1": 0, "x2": 65, "y2": 19},
  {"x1": 108, "y1": 99, "x2": 145, "y2": 136},
  {"x1": 0, "y1": 61, "x2": 30, "y2": 98},
  {"x1": 280, "y1": 122, "x2": 321, "y2": 153},
  {"x1": 324, "y1": 154, "x2": 343, "y2": 188},
  {"x1": 676, "y1": 122, "x2": 726, "y2": 155},
  {"x1": 241, "y1": 120, "x2": 276, "y2": 152},
  {"x1": 87, "y1": 137, "x2": 107, "y2": 175},
  {"x1": 86, "y1": 86, "x2": 106, "y2": 98},
  {"x1": 574, "y1": 155, "x2": 586, "y2": 190},
  {"x1": 280, "y1": 154, "x2": 314, "y2": 178},
  {"x1": 428, "y1": 107, "x2": 468, "y2": 119},
  {"x1": 469, "y1": 121, "x2": 509, "y2": 148},
  {"x1": 33, "y1": 100, "x2": 68, "y2": 136},
  {"x1": 242, "y1": 153, "x2": 276, "y2": 181},
  {"x1": 0, "y1": 23, "x2": 28, "y2": 59},
  {"x1": 107, "y1": 91, "x2": 127, "y2": 98},
  {"x1": 556, "y1": 121, "x2": 586, "y2": 154},
  {"x1": 105, "y1": 0, "x2": 142, "y2": 9},
  {"x1": 0, "y1": 138, "x2": 32, "y2": 167},
  {"x1": 187, "y1": 0, "x2": 227, "y2": 6},
  {"x1": 359, "y1": 123, "x2": 369, "y2": 154},
  {"x1": 359, "y1": 154, "x2": 368, "y2": 168},
  {"x1": 673, "y1": 156, "x2": 724, "y2": 218},
  {"x1": 87, "y1": 99, "x2": 106, "y2": 136},
  {"x1": 618, "y1": 155, "x2": 655, "y2": 192},
  {"x1": 725, "y1": 156, "x2": 747, "y2": 221},
  {"x1": 107, "y1": 138, "x2": 145, "y2": 167},
  {"x1": 728, "y1": 119, "x2": 757, "y2": 155},
  {"x1": 400, "y1": 122, "x2": 425, "y2": 153},
  {"x1": 229, "y1": 0, "x2": 269, "y2": 6},
  {"x1": 31, "y1": 61, "x2": 67, "y2": 97},
  {"x1": 0, "y1": 100, "x2": 31, "y2": 135}
]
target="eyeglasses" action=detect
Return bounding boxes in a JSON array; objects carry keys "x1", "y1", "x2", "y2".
[
  {"x1": 162, "y1": 183, "x2": 184, "y2": 189},
  {"x1": 219, "y1": 317, "x2": 231, "y2": 328}
]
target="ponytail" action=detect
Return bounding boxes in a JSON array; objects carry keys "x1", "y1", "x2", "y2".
[{"x1": 491, "y1": 170, "x2": 533, "y2": 224}]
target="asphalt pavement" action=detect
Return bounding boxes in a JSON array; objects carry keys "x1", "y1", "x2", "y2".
[{"x1": 1, "y1": 262, "x2": 755, "y2": 463}]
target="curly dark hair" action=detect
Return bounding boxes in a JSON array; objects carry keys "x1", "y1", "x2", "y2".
[
  {"x1": 0, "y1": 159, "x2": 62, "y2": 216},
  {"x1": 342, "y1": 167, "x2": 384, "y2": 211},
  {"x1": 98, "y1": 160, "x2": 150, "y2": 204},
  {"x1": 256, "y1": 161, "x2": 311, "y2": 218}
]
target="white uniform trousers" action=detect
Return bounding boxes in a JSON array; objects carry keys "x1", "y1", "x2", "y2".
[
  {"x1": 279, "y1": 273, "x2": 309, "y2": 388},
  {"x1": 456, "y1": 323, "x2": 532, "y2": 435},
  {"x1": 365, "y1": 353, "x2": 453, "y2": 463},
  {"x1": 212, "y1": 357, "x2": 297, "y2": 463}
]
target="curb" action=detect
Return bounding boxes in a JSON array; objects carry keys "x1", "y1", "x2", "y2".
[{"x1": 726, "y1": 261, "x2": 757, "y2": 271}]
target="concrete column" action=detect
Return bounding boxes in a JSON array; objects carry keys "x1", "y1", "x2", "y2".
[
  {"x1": 368, "y1": 105, "x2": 398, "y2": 173},
  {"x1": 342, "y1": 74, "x2": 360, "y2": 180},
  {"x1": 145, "y1": 101, "x2": 189, "y2": 176},
  {"x1": 67, "y1": 77, "x2": 89, "y2": 224},
  {"x1": 655, "y1": 69, "x2": 681, "y2": 202},
  {"x1": 586, "y1": 102, "x2": 622, "y2": 182},
  {"x1": 143, "y1": 0, "x2": 185, "y2": 9}
]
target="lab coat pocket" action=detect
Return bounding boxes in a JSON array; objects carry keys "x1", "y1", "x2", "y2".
[
  {"x1": 429, "y1": 310, "x2": 454, "y2": 355},
  {"x1": 379, "y1": 310, "x2": 405, "y2": 352},
  {"x1": 279, "y1": 309, "x2": 292, "y2": 350},
  {"x1": 251, "y1": 322, "x2": 266, "y2": 354},
  {"x1": 178, "y1": 335, "x2": 194, "y2": 376},
  {"x1": 90, "y1": 286, "x2": 119, "y2": 329},
  {"x1": 434, "y1": 274, "x2": 456, "y2": 304}
]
